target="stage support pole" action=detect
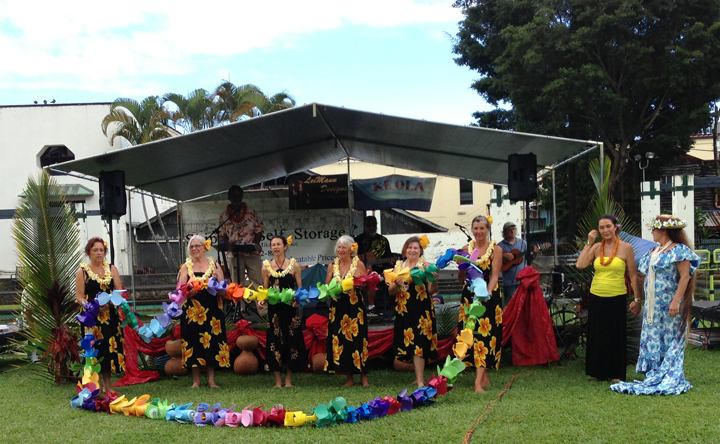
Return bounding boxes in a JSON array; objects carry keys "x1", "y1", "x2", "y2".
[
  {"x1": 599, "y1": 142, "x2": 604, "y2": 191},
  {"x1": 552, "y1": 168, "x2": 558, "y2": 266},
  {"x1": 128, "y1": 188, "x2": 136, "y2": 310},
  {"x1": 347, "y1": 156, "x2": 352, "y2": 236}
]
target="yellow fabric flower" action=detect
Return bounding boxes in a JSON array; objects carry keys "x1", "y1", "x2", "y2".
[
  {"x1": 191, "y1": 299, "x2": 209, "y2": 325},
  {"x1": 352, "y1": 350, "x2": 361, "y2": 369},
  {"x1": 458, "y1": 303, "x2": 467, "y2": 323},
  {"x1": 418, "y1": 310, "x2": 433, "y2": 339},
  {"x1": 216, "y1": 343, "x2": 230, "y2": 367},
  {"x1": 332, "y1": 335, "x2": 343, "y2": 365},
  {"x1": 414, "y1": 345, "x2": 423, "y2": 357},
  {"x1": 478, "y1": 317, "x2": 492, "y2": 337},
  {"x1": 395, "y1": 290, "x2": 409, "y2": 316},
  {"x1": 474, "y1": 341, "x2": 488, "y2": 368},
  {"x1": 362, "y1": 338, "x2": 369, "y2": 363},
  {"x1": 118, "y1": 353, "x2": 125, "y2": 372},
  {"x1": 490, "y1": 336, "x2": 497, "y2": 354},
  {"x1": 211, "y1": 317, "x2": 222, "y2": 335},
  {"x1": 431, "y1": 333, "x2": 438, "y2": 351},
  {"x1": 357, "y1": 308, "x2": 364, "y2": 326},
  {"x1": 329, "y1": 306, "x2": 336, "y2": 323},
  {"x1": 416, "y1": 285, "x2": 428, "y2": 301},
  {"x1": 495, "y1": 305, "x2": 503, "y2": 325},
  {"x1": 403, "y1": 328, "x2": 415, "y2": 347},
  {"x1": 108, "y1": 336, "x2": 118, "y2": 353},
  {"x1": 340, "y1": 315, "x2": 359, "y2": 341},
  {"x1": 111, "y1": 360, "x2": 116, "y2": 373},
  {"x1": 181, "y1": 339, "x2": 193, "y2": 366},
  {"x1": 197, "y1": 358, "x2": 207, "y2": 367},
  {"x1": 494, "y1": 350, "x2": 501, "y2": 369},
  {"x1": 200, "y1": 332, "x2": 212, "y2": 349}
]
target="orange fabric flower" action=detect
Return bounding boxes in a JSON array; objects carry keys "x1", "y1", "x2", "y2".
[
  {"x1": 97, "y1": 310, "x2": 110, "y2": 325},
  {"x1": 458, "y1": 303, "x2": 467, "y2": 323},
  {"x1": 403, "y1": 328, "x2": 415, "y2": 347},
  {"x1": 478, "y1": 317, "x2": 492, "y2": 337},
  {"x1": 329, "y1": 307, "x2": 336, "y2": 323},
  {"x1": 490, "y1": 336, "x2": 497, "y2": 354},
  {"x1": 348, "y1": 289, "x2": 359, "y2": 305},
  {"x1": 118, "y1": 353, "x2": 125, "y2": 372},
  {"x1": 191, "y1": 299, "x2": 209, "y2": 325},
  {"x1": 418, "y1": 310, "x2": 433, "y2": 339},
  {"x1": 108, "y1": 336, "x2": 118, "y2": 353},
  {"x1": 431, "y1": 333, "x2": 438, "y2": 351},
  {"x1": 211, "y1": 318, "x2": 222, "y2": 335},
  {"x1": 362, "y1": 338, "x2": 369, "y2": 363},
  {"x1": 474, "y1": 341, "x2": 488, "y2": 368},
  {"x1": 495, "y1": 305, "x2": 503, "y2": 325},
  {"x1": 197, "y1": 358, "x2": 207, "y2": 367},
  {"x1": 340, "y1": 315, "x2": 359, "y2": 341},
  {"x1": 357, "y1": 309, "x2": 364, "y2": 326},
  {"x1": 414, "y1": 345, "x2": 423, "y2": 357}
]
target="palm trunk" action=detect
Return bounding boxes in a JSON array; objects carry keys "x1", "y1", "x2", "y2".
[
  {"x1": 141, "y1": 195, "x2": 171, "y2": 270},
  {"x1": 151, "y1": 196, "x2": 176, "y2": 265}
]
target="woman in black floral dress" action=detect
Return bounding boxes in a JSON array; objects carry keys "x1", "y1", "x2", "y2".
[
  {"x1": 258, "y1": 235, "x2": 307, "y2": 387},
  {"x1": 388, "y1": 236, "x2": 438, "y2": 388},
  {"x1": 324, "y1": 235, "x2": 369, "y2": 386},
  {"x1": 75, "y1": 237, "x2": 125, "y2": 393},
  {"x1": 178, "y1": 235, "x2": 230, "y2": 388},
  {"x1": 457, "y1": 216, "x2": 503, "y2": 393}
]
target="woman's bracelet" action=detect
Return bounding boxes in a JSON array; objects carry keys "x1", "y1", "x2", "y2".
[{"x1": 634, "y1": 298, "x2": 644, "y2": 304}]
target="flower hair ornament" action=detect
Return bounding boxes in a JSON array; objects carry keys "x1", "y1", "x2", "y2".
[
  {"x1": 418, "y1": 235, "x2": 430, "y2": 249},
  {"x1": 287, "y1": 235, "x2": 293, "y2": 246},
  {"x1": 351, "y1": 243, "x2": 359, "y2": 252},
  {"x1": 203, "y1": 239, "x2": 212, "y2": 250},
  {"x1": 103, "y1": 241, "x2": 108, "y2": 249},
  {"x1": 647, "y1": 215, "x2": 687, "y2": 230}
]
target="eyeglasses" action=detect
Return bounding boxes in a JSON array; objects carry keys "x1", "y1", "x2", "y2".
[{"x1": 189, "y1": 245, "x2": 203, "y2": 249}]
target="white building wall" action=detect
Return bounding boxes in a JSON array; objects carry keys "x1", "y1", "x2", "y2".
[{"x1": 0, "y1": 103, "x2": 133, "y2": 277}]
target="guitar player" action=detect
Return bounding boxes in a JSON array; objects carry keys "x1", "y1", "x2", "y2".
[
  {"x1": 498, "y1": 221, "x2": 534, "y2": 305},
  {"x1": 355, "y1": 215, "x2": 394, "y2": 316}
]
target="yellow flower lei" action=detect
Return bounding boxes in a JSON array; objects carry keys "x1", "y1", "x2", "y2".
[
  {"x1": 80, "y1": 260, "x2": 112, "y2": 287},
  {"x1": 186, "y1": 257, "x2": 215, "y2": 288},
  {"x1": 263, "y1": 258, "x2": 296, "y2": 278},
  {"x1": 334, "y1": 256, "x2": 359, "y2": 280},
  {"x1": 468, "y1": 239, "x2": 497, "y2": 267},
  {"x1": 401, "y1": 256, "x2": 427, "y2": 270}
]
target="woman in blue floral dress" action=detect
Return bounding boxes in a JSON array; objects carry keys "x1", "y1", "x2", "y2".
[{"x1": 611, "y1": 215, "x2": 700, "y2": 395}]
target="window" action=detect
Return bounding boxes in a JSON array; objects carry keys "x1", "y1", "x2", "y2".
[
  {"x1": 38, "y1": 145, "x2": 75, "y2": 174},
  {"x1": 459, "y1": 179, "x2": 473, "y2": 205}
]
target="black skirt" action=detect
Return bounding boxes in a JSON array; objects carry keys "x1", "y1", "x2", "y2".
[{"x1": 586, "y1": 293, "x2": 627, "y2": 381}]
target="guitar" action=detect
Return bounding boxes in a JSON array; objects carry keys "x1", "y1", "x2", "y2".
[{"x1": 501, "y1": 242, "x2": 551, "y2": 272}]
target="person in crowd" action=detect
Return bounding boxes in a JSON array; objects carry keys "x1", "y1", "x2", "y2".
[
  {"x1": 498, "y1": 221, "x2": 531, "y2": 305},
  {"x1": 355, "y1": 215, "x2": 393, "y2": 316},
  {"x1": 177, "y1": 235, "x2": 230, "y2": 388},
  {"x1": 257, "y1": 235, "x2": 308, "y2": 388},
  {"x1": 457, "y1": 216, "x2": 503, "y2": 393},
  {"x1": 612, "y1": 214, "x2": 699, "y2": 395},
  {"x1": 576, "y1": 214, "x2": 639, "y2": 382},
  {"x1": 324, "y1": 235, "x2": 370, "y2": 386},
  {"x1": 218, "y1": 185, "x2": 264, "y2": 287},
  {"x1": 387, "y1": 236, "x2": 438, "y2": 388},
  {"x1": 75, "y1": 237, "x2": 125, "y2": 393}
]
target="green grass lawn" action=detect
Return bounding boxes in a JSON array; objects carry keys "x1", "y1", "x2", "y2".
[{"x1": 1, "y1": 347, "x2": 719, "y2": 443}]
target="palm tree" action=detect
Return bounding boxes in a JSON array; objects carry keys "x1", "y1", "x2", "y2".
[
  {"x1": 101, "y1": 96, "x2": 171, "y2": 145},
  {"x1": 163, "y1": 88, "x2": 219, "y2": 133},
  {"x1": 101, "y1": 97, "x2": 176, "y2": 268},
  {"x1": 12, "y1": 172, "x2": 83, "y2": 383},
  {"x1": 213, "y1": 81, "x2": 296, "y2": 123}
]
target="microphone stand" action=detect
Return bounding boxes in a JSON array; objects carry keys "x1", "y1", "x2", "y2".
[{"x1": 455, "y1": 223, "x2": 472, "y2": 242}]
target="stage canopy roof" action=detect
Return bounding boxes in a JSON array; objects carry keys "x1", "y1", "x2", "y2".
[{"x1": 53, "y1": 103, "x2": 598, "y2": 202}]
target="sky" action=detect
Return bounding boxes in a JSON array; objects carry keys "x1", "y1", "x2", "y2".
[{"x1": 0, "y1": 0, "x2": 493, "y2": 126}]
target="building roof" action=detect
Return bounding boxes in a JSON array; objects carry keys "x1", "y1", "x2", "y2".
[{"x1": 53, "y1": 103, "x2": 597, "y2": 202}]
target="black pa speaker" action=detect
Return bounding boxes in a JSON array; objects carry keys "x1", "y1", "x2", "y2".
[
  {"x1": 508, "y1": 153, "x2": 538, "y2": 201},
  {"x1": 99, "y1": 170, "x2": 127, "y2": 216}
]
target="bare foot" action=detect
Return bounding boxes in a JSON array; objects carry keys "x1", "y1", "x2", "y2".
[
  {"x1": 611, "y1": 379, "x2": 621, "y2": 383},
  {"x1": 474, "y1": 382, "x2": 486, "y2": 393},
  {"x1": 285, "y1": 383, "x2": 295, "y2": 388},
  {"x1": 208, "y1": 383, "x2": 220, "y2": 389},
  {"x1": 274, "y1": 383, "x2": 282, "y2": 388},
  {"x1": 341, "y1": 380, "x2": 355, "y2": 387},
  {"x1": 191, "y1": 383, "x2": 200, "y2": 389},
  {"x1": 360, "y1": 376, "x2": 370, "y2": 387}
]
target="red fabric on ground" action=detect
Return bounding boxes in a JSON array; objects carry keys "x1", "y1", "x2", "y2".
[{"x1": 501, "y1": 266, "x2": 560, "y2": 366}]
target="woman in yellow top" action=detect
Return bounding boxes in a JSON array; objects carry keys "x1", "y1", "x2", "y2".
[{"x1": 576, "y1": 214, "x2": 639, "y2": 382}]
